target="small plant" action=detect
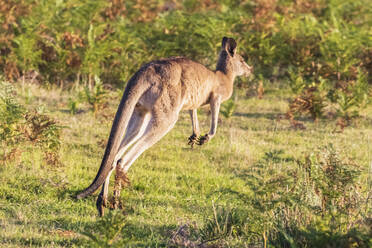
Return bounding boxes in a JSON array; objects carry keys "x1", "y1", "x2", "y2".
[
  {"x1": 169, "y1": 204, "x2": 250, "y2": 247},
  {"x1": 199, "y1": 204, "x2": 248, "y2": 244},
  {"x1": 215, "y1": 146, "x2": 370, "y2": 247},
  {"x1": 287, "y1": 84, "x2": 327, "y2": 123},
  {"x1": 0, "y1": 80, "x2": 25, "y2": 162},
  {"x1": 298, "y1": 145, "x2": 362, "y2": 216},
  {"x1": 277, "y1": 145, "x2": 369, "y2": 248},
  {"x1": 23, "y1": 109, "x2": 63, "y2": 166},
  {"x1": 287, "y1": 68, "x2": 329, "y2": 125},
  {"x1": 83, "y1": 75, "x2": 108, "y2": 117},
  {"x1": 67, "y1": 97, "x2": 79, "y2": 115},
  {"x1": 0, "y1": 80, "x2": 63, "y2": 165},
  {"x1": 24, "y1": 110, "x2": 59, "y2": 144},
  {"x1": 80, "y1": 210, "x2": 126, "y2": 247},
  {"x1": 328, "y1": 70, "x2": 370, "y2": 130},
  {"x1": 220, "y1": 99, "x2": 236, "y2": 120}
]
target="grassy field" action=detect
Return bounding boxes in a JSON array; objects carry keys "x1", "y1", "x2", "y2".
[
  {"x1": 0, "y1": 0, "x2": 371, "y2": 246},
  {"x1": 0, "y1": 81, "x2": 371, "y2": 247}
]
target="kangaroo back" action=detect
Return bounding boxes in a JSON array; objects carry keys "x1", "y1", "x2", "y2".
[{"x1": 76, "y1": 73, "x2": 150, "y2": 199}]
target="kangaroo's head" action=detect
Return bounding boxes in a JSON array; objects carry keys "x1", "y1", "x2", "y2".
[{"x1": 216, "y1": 37, "x2": 253, "y2": 77}]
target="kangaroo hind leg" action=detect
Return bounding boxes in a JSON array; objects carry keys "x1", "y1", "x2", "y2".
[
  {"x1": 112, "y1": 112, "x2": 178, "y2": 205},
  {"x1": 97, "y1": 107, "x2": 151, "y2": 215},
  {"x1": 117, "y1": 107, "x2": 152, "y2": 160}
]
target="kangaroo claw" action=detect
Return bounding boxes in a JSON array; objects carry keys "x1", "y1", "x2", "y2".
[
  {"x1": 188, "y1": 134, "x2": 198, "y2": 148},
  {"x1": 96, "y1": 194, "x2": 107, "y2": 217},
  {"x1": 197, "y1": 134, "x2": 210, "y2": 146}
]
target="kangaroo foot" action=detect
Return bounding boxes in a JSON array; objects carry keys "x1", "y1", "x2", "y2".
[
  {"x1": 197, "y1": 134, "x2": 210, "y2": 146},
  {"x1": 112, "y1": 168, "x2": 130, "y2": 210},
  {"x1": 112, "y1": 187, "x2": 121, "y2": 210},
  {"x1": 188, "y1": 134, "x2": 198, "y2": 148},
  {"x1": 96, "y1": 194, "x2": 108, "y2": 217}
]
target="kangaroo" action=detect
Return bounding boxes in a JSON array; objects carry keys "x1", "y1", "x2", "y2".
[{"x1": 76, "y1": 37, "x2": 253, "y2": 216}]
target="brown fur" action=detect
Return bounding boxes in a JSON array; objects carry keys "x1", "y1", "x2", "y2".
[{"x1": 76, "y1": 37, "x2": 253, "y2": 216}]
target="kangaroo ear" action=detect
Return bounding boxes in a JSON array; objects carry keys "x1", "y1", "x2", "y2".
[
  {"x1": 222, "y1": 37, "x2": 237, "y2": 56},
  {"x1": 227, "y1": 38, "x2": 237, "y2": 56},
  {"x1": 222, "y1": 37, "x2": 229, "y2": 48}
]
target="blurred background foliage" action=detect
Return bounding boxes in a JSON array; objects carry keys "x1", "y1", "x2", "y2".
[
  {"x1": 0, "y1": 0, "x2": 371, "y2": 121},
  {"x1": 1, "y1": 0, "x2": 370, "y2": 84}
]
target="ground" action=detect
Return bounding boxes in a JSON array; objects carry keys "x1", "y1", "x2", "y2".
[{"x1": 0, "y1": 82, "x2": 371, "y2": 247}]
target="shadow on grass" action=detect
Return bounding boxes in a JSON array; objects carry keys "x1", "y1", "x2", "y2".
[
  {"x1": 119, "y1": 222, "x2": 176, "y2": 246},
  {"x1": 59, "y1": 108, "x2": 86, "y2": 115},
  {"x1": 35, "y1": 185, "x2": 192, "y2": 246},
  {"x1": 234, "y1": 111, "x2": 318, "y2": 123},
  {"x1": 234, "y1": 111, "x2": 279, "y2": 120},
  {"x1": 1, "y1": 236, "x2": 84, "y2": 247},
  {"x1": 38, "y1": 213, "x2": 176, "y2": 247}
]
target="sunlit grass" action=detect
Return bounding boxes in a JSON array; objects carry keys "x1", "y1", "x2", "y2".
[{"x1": 0, "y1": 82, "x2": 371, "y2": 247}]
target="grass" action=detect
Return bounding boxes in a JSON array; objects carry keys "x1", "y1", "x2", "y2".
[{"x1": 0, "y1": 82, "x2": 371, "y2": 247}]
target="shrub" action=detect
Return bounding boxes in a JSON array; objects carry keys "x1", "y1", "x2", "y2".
[
  {"x1": 0, "y1": 80, "x2": 25, "y2": 161},
  {"x1": 273, "y1": 145, "x2": 370, "y2": 248},
  {"x1": 220, "y1": 99, "x2": 236, "y2": 120},
  {"x1": 23, "y1": 109, "x2": 63, "y2": 165},
  {"x1": 286, "y1": 71, "x2": 329, "y2": 123},
  {"x1": 0, "y1": 0, "x2": 370, "y2": 126},
  {"x1": 67, "y1": 97, "x2": 79, "y2": 115},
  {"x1": 0, "y1": 80, "x2": 63, "y2": 165},
  {"x1": 199, "y1": 204, "x2": 249, "y2": 243},
  {"x1": 193, "y1": 146, "x2": 370, "y2": 247},
  {"x1": 80, "y1": 210, "x2": 126, "y2": 248},
  {"x1": 82, "y1": 75, "x2": 108, "y2": 117},
  {"x1": 329, "y1": 70, "x2": 370, "y2": 127},
  {"x1": 287, "y1": 85, "x2": 327, "y2": 122}
]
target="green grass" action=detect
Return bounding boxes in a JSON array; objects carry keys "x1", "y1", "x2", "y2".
[{"x1": 0, "y1": 82, "x2": 371, "y2": 247}]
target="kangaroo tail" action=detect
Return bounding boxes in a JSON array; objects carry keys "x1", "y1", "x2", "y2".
[{"x1": 76, "y1": 74, "x2": 149, "y2": 199}]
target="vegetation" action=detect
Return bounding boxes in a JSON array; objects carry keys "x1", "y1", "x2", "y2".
[
  {"x1": 0, "y1": 0, "x2": 371, "y2": 247},
  {"x1": 82, "y1": 76, "x2": 108, "y2": 117},
  {"x1": 0, "y1": 80, "x2": 62, "y2": 165},
  {"x1": 0, "y1": 81, "x2": 371, "y2": 247},
  {"x1": 220, "y1": 99, "x2": 237, "y2": 120},
  {"x1": 1, "y1": 0, "x2": 370, "y2": 124}
]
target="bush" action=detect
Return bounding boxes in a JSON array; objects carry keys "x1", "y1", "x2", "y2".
[
  {"x1": 220, "y1": 99, "x2": 236, "y2": 120},
  {"x1": 80, "y1": 210, "x2": 126, "y2": 248},
  {"x1": 0, "y1": 80, "x2": 63, "y2": 165},
  {"x1": 0, "y1": 0, "x2": 370, "y2": 125},
  {"x1": 82, "y1": 75, "x2": 108, "y2": 117},
  {"x1": 0, "y1": 80, "x2": 25, "y2": 161},
  {"x1": 186, "y1": 146, "x2": 370, "y2": 247}
]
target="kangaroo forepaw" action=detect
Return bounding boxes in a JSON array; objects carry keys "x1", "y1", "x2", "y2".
[
  {"x1": 96, "y1": 194, "x2": 107, "y2": 217},
  {"x1": 197, "y1": 134, "x2": 210, "y2": 146},
  {"x1": 188, "y1": 134, "x2": 198, "y2": 148}
]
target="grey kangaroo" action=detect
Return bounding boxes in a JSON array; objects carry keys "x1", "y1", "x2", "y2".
[{"x1": 76, "y1": 37, "x2": 253, "y2": 216}]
